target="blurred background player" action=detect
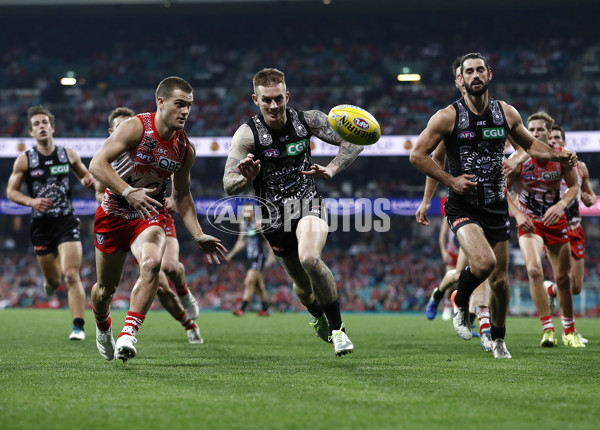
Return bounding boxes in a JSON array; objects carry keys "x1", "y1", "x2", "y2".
[
  {"x1": 227, "y1": 202, "x2": 276, "y2": 316},
  {"x1": 545, "y1": 124, "x2": 595, "y2": 340},
  {"x1": 223, "y1": 68, "x2": 364, "y2": 356},
  {"x1": 89, "y1": 77, "x2": 226, "y2": 362},
  {"x1": 505, "y1": 112, "x2": 584, "y2": 348},
  {"x1": 6, "y1": 105, "x2": 95, "y2": 341},
  {"x1": 94, "y1": 107, "x2": 203, "y2": 344}
]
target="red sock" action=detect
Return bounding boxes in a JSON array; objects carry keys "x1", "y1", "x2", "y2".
[
  {"x1": 540, "y1": 315, "x2": 554, "y2": 332},
  {"x1": 477, "y1": 307, "x2": 491, "y2": 335},
  {"x1": 561, "y1": 316, "x2": 575, "y2": 335},
  {"x1": 176, "y1": 311, "x2": 196, "y2": 331},
  {"x1": 119, "y1": 311, "x2": 146, "y2": 338},
  {"x1": 93, "y1": 308, "x2": 111, "y2": 331},
  {"x1": 177, "y1": 283, "x2": 190, "y2": 297}
]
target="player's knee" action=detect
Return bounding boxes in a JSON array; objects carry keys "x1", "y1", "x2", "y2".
[
  {"x1": 555, "y1": 272, "x2": 571, "y2": 290},
  {"x1": 298, "y1": 253, "x2": 323, "y2": 273},
  {"x1": 96, "y1": 282, "x2": 117, "y2": 297},
  {"x1": 525, "y1": 265, "x2": 544, "y2": 281},
  {"x1": 62, "y1": 268, "x2": 81, "y2": 286},
  {"x1": 45, "y1": 277, "x2": 60, "y2": 291},
  {"x1": 139, "y1": 256, "x2": 162, "y2": 277}
]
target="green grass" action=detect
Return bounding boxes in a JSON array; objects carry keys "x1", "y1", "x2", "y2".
[{"x1": 0, "y1": 310, "x2": 598, "y2": 430}]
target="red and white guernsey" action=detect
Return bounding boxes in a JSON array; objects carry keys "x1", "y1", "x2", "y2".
[
  {"x1": 516, "y1": 145, "x2": 565, "y2": 219},
  {"x1": 101, "y1": 112, "x2": 190, "y2": 220}
]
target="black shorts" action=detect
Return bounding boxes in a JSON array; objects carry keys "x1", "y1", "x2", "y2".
[
  {"x1": 263, "y1": 200, "x2": 328, "y2": 257},
  {"x1": 248, "y1": 254, "x2": 265, "y2": 271},
  {"x1": 444, "y1": 197, "x2": 510, "y2": 243},
  {"x1": 30, "y1": 214, "x2": 81, "y2": 256}
]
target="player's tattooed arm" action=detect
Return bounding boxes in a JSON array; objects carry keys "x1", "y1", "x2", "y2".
[
  {"x1": 305, "y1": 110, "x2": 344, "y2": 145},
  {"x1": 223, "y1": 157, "x2": 248, "y2": 195},
  {"x1": 304, "y1": 110, "x2": 363, "y2": 177},
  {"x1": 329, "y1": 140, "x2": 363, "y2": 174}
]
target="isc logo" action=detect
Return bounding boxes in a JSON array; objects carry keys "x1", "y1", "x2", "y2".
[
  {"x1": 482, "y1": 128, "x2": 505, "y2": 139},
  {"x1": 158, "y1": 156, "x2": 181, "y2": 172},
  {"x1": 50, "y1": 164, "x2": 69, "y2": 175},
  {"x1": 286, "y1": 140, "x2": 308, "y2": 156},
  {"x1": 353, "y1": 117, "x2": 369, "y2": 131}
]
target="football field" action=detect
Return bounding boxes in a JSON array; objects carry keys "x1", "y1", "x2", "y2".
[{"x1": 0, "y1": 309, "x2": 598, "y2": 430}]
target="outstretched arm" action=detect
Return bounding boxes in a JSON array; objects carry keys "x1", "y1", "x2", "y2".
[
  {"x1": 303, "y1": 109, "x2": 363, "y2": 179},
  {"x1": 415, "y1": 144, "x2": 446, "y2": 225},
  {"x1": 502, "y1": 102, "x2": 577, "y2": 166},
  {"x1": 174, "y1": 144, "x2": 227, "y2": 264},
  {"x1": 223, "y1": 124, "x2": 257, "y2": 195},
  {"x1": 66, "y1": 147, "x2": 95, "y2": 189},
  {"x1": 579, "y1": 161, "x2": 596, "y2": 207}
]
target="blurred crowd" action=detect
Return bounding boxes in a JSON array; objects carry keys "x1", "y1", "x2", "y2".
[
  {"x1": 2, "y1": 217, "x2": 600, "y2": 316},
  {"x1": 1, "y1": 8, "x2": 600, "y2": 138}
]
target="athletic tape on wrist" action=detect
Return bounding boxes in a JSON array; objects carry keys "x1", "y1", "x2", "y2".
[{"x1": 122, "y1": 186, "x2": 134, "y2": 199}]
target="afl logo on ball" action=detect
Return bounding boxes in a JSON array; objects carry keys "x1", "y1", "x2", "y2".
[
  {"x1": 96, "y1": 233, "x2": 105, "y2": 246},
  {"x1": 353, "y1": 117, "x2": 370, "y2": 131}
]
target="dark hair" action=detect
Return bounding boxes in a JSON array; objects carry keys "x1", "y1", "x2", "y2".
[
  {"x1": 108, "y1": 107, "x2": 134, "y2": 128},
  {"x1": 551, "y1": 124, "x2": 565, "y2": 140},
  {"x1": 460, "y1": 52, "x2": 491, "y2": 73},
  {"x1": 452, "y1": 56, "x2": 462, "y2": 78},
  {"x1": 27, "y1": 105, "x2": 55, "y2": 130},
  {"x1": 253, "y1": 68, "x2": 286, "y2": 93},
  {"x1": 156, "y1": 76, "x2": 193, "y2": 100}
]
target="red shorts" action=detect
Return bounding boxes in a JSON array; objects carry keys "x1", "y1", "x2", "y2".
[
  {"x1": 94, "y1": 206, "x2": 167, "y2": 254},
  {"x1": 164, "y1": 213, "x2": 177, "y2": 239},
  {"x1": 447, "y1": 250, "x2": 459, "y2": 267},
  {"x1": 568, "y1": 225, "x2": 585, "y2": 260},
  {"x1": 517, "y1": 215, "x2": 569, "y2": 246}
]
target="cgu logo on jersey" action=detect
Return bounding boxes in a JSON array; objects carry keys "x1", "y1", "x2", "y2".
[
  {"x1": 50, "y1": 164, "x2": 69, "y2": 175},
  {"x1": 30, "y1": 169, "x2": 45, "y2": 177},
  {"x1": 482, "y1": 128, "x2": 505, "y2": 139},
  {"x1": 262, "y1": 149, "x2": 280, "y2": 158},
  {"x1": 286, "y1": 139, "x2": 309, "y2": 156},
  {"x1": 134, "y1": 150, "x2": 154, "y2": 164},
  {"x1": 542, "y1": 171, "x2": 561, "y2": 180},
  {"x1": 158, "y1": 156, "x2": 181, "y2": 172},
  {"x1": 458, "y1": 131, "x2": 476, "y2": 140}
]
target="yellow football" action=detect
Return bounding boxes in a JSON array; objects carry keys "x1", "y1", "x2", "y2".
[{"x1": 328, "y1": 104, "x2": 381, "y2": 146}]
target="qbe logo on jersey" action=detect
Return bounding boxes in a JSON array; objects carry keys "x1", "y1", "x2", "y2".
[
  {"x1": 50, "y1": 164, "x2": 69, "y2": 175},
  {"x1": 482, "y1": 128, "x2": 505, "y2": 139},
  {"x1": 158, "y1": 156, "x2": 181, "y2": 172}
]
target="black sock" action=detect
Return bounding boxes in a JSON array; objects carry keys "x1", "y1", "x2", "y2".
[
  {"x1": 261, "y1": 301, "x2": 268, "y2": 311},
  {"x1": 490, "y1": 323, "x2": 506, "y2": 340},
  {"x1": 240, "y1": 300, "x2": 249, "y2": 311},
  {"x1": 305, "y1": 299, "x2": 324, "y2": 318},
  {"x1": 454, "y1": 267, "x2": 485, "y2": 308},
  {"x1": 433, "y1": 288, "x2": 444, "y2": 302},
  {"x1": 321, "y1": 299, "x2": 343, "y2": 331},
  {"x1": 470, "y1": 312, "x2": 476, "y2": 325},
  {"x1": 73, "y1": 318, "x2": 85, "y2": 330}
]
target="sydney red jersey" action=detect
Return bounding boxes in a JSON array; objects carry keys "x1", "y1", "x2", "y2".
[
  {"x1": 100, "y1": 112, "x2": 190, "y2": 219},
  {"x1": 516, "y1": 145, "x2": 565, "y2": 218}
]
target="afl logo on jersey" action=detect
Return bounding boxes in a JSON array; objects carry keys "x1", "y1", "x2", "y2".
[
  {"x1": 262, "y1": 149, "x2": 280, "y2": 158},
  {"x1": 30, "y1": 169, "x2": 45, "y2": 177},
  {"x1": 134, "y1": 151, "x2": 154, "y2": 164},
  {"x1": 458, "y1": 131, "x2": 476, "y2": 140},
  {"x1": 96, "y1": 233, "x2": 105, "y2": 246}
]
